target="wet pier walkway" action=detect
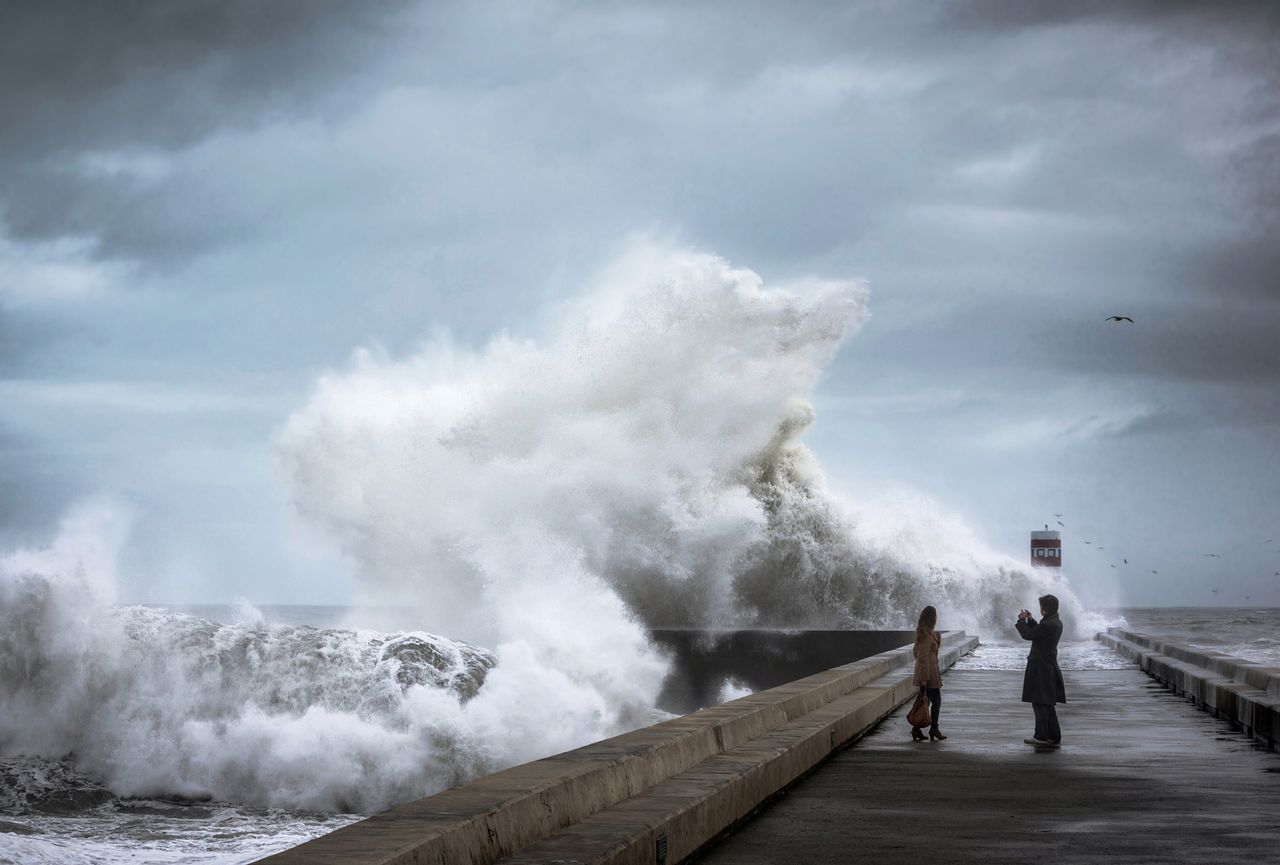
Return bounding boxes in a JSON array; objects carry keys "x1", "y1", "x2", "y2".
[{"x1": 694, "y1": 668, "x2": 1280, "y2": 864}]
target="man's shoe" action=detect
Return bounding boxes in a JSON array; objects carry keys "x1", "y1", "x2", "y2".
[{"x1": 1024, "y1": 737, "x2": 1053, "y2": 746}]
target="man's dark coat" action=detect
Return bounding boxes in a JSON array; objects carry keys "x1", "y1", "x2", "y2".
[{"x1": 1015, "y1": 612, "x2": 1067, "y2": 704}]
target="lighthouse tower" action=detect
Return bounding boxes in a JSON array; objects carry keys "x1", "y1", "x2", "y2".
[{"x1": 1031, "y1": 529, "x2": 1062, "y2": 568}]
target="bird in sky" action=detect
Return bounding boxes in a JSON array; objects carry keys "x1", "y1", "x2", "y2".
[
  {"x1": 1097, "y1": 546, "x2": 1106, "y2": 550},
  {"x1": 1205, "y1": 553, "x2": 1221, "y2": 558},
  {"x1": 1151, "y1": 569, "x2": 1159, "y2": 575},
  {"x1": 1123, "y1": 558, "x2": 1128, "y2": 564},
  {"x1": 1057, "y1": 521, "x2": 1065, "y2": 527},
  {"x1": 1106, "y1": 315, "x2": 1134, "y2": 323},
  {"x1": 1084, "y1": 540, "x2": 1092, "y2": 545},
  {"x1": 1054, "y1": 513, "x2": 1064, "y2": 518},
  {"x1": 1212, "y1": 589, "x2": 1220, "y2": 594},
  {"x1": 1110, "y1": 564, "x2": 1116, "y2": 568}
]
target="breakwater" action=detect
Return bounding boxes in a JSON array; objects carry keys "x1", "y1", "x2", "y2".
[
  {"x1": 650, "y1": 629, "x2": 917, "y2": 713},
  {"x1": 1097, "y1": 627, "x2": 1280, "y2": 750},
  {"x1": 255, "y1": 631, "x2": 977, "y2": 865}
]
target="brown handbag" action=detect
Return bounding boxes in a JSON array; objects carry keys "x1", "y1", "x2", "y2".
[{"x1": 906, "y1": 686, "x2": 931, "y2": 727}]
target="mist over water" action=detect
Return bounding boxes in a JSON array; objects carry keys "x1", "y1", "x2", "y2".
[{"x1": 3, "y1": 242, "x2": 1099, "y2": 862}]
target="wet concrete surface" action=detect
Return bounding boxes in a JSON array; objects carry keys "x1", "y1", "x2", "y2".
[{"x1": 693, "y1": 669, "x2": 1280, "y2": 864}]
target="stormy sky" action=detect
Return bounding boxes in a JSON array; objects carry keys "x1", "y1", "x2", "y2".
[{"x1": 2, "y1": 0, "x2": 1277, "y2": 607}]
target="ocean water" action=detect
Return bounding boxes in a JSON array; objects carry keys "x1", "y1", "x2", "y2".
[
  {"x1": 3, "y1": 603, "x2": 1274, "y2": 864},
  {"x1": 1115, "y1": 606, "x2": 1280, "y2": 665},
  {"x1": 954, "y1": 606, "x2": 1280, "y2": 671},
  {"x1": 2, "y1": 252, "x2": 1273, "y2": 863}
]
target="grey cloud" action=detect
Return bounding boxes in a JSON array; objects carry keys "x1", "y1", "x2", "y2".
[
  {"x1": 3, "y1": 1, "x2": 1279, "y2": 604},
  {"x1": 0, "y1": 304, "x2": 86, "y2": 375},
  {"x1": 1190, "y1": 234, "x2": 1280, "y2": 304},
  {"x1": 0, "y1": 0, "x2": 407, "y2": 260},
  {"x1": 1030, "y1": 307, "x2": 1280, "y2": 386},
  {"x1": 0, "y1": 163, "x2": 250, "y2": 264},
  {"x1": 945, "y1": 0, "x2": 1280, "y2": 35},
  {"x1": 0, "y1": 421, "x2": 80, "y2": 534},
  {"x1": 0, "y1": 1, "x2": 404, "y2": 158}
]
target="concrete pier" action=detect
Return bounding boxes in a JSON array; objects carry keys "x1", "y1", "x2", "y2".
[
  {"x1": 1099, "y1": 627, "x2": 1279, "y2": 749},
  {"x1": 255, "y1": 632, "x2": 976, "y2": 865},
  {"x1": 695, "y1": 667, "x2": 1280, "y2": 864},
  {"x1": 257, "y1": 631, "x2": 1280, "y2": 865}
]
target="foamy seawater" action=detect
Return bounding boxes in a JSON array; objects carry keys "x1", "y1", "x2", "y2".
[
  {"x1": 955, "y1": 607, "x2": 1280, "y2": 671},
  {"x1": 952, "y1": 640, "x2": 1136, "y2": 671}
]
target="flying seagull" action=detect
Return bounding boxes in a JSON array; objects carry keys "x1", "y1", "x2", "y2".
[
  {"x1": 1110, "y1": 564, "x2": 1116, "y2": 568},
  {"x1": 1105, "y1": 315, "x2": 1134, "y2": 323},
  {"x1": 1054, "y1": 513, "x2": 1064, "y2": 518},
  {"x1": 1123, "y1": 558, "x2": 1128, "y2": 564},
  {"x1": 1057, "y1": 521, "x2": 1065, "y2": 527},
  {"x1": 1151, "y1": 569, "x2": 1159, "y2": 574},
  {"x1": 1205, "y1": 553, "x2": 1221, "y2": 558},
  {"x1": 1084, "y1": 540, "x2": 1092, "y2": 544}
]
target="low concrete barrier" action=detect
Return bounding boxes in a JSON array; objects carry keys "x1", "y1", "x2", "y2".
[
  {"x1": 256, "y1": 631, "x2": 977, "y2": 865},
  {"x1": 1098, "y1": 627, "x2": 1280, "y2": 750},
  {"x1": 651, "y1": 629, "x2": 918, "y2": 713}
]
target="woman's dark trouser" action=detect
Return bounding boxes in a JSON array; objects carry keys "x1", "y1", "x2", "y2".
[
  {"x1": 926, "y1": 687, "x2": 941, "y2": 728},
  {"x1": 1033, "y1": 702, "x2": 1061, "y2": 743}
]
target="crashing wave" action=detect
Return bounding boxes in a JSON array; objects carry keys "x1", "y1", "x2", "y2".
[{"x1": 2, "y1": 240, "x2": 1097, "y2": 816}]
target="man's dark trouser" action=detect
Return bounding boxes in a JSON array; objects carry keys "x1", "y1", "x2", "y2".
[{"x1": 1033, "y1": 702, "x2": 1061, "y2": 743}]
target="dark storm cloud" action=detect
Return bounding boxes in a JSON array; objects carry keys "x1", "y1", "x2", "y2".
[
  {"x1": 0, "y1": 0, "x2": 406, "y2": 261},
  {"x1": 946, "y1": 0, "x2": 1280, "y2": 34},
  {"x1": 1195, "y1": 236, "x2": 1280, "y2": 303},
  {"x1": 1037, "y1": 310, "x2": 1280, "y2": 386},
  {"x1": 2, "y1": 1, "x2": 1277, "y2": 604}
]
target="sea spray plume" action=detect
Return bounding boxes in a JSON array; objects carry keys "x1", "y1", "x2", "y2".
[
  {"x1": 275, "y1": 241, "x2": 868, "y2": 642},
  {"x1": 4, "y1": 504, "x2": 622, "y2": 813},
  {"x1": 278, "y1": 238, "x2": 1093, "y2": 641},
  {"x1": 843, "y1": 489, "x2": 1102, "y2": 638},
  {"x1": 0, "y1": 499, "x2": 129, "y2": 757}
]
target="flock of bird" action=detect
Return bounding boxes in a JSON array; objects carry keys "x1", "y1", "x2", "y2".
[
  {"x1": 1047, "y1": 512, "x2": 1277, "y2": 602},
  {"x1": 1044, "y1": 315, "x2": 1274, "y2": 602}
]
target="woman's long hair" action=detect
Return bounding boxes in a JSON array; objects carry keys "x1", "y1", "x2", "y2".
[{"x1": 916, "y1": 605, "x2": 937, "y2": 636}]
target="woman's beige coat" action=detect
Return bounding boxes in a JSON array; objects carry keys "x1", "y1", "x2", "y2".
[{"x1": 912, "y1": 629, "x2": 942, "y2": 688}]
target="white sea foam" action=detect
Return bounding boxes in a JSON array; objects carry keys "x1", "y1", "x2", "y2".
[
  {"x1": 1, "y1": 502, "x2": 511, "y2": 815},
  {"x1": 3, "y1": 241, "x2": 1100, "y2": 843},
  {"x1": 278, "y1": 238, "x2": 1098, "y2": 642}
]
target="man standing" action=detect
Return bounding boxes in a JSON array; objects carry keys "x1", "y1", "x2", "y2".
[{"x1": 1016, "y1": 594, "x2": 1066, "y2": 747}]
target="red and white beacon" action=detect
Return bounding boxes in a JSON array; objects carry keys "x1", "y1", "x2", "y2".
[{"x1": 1031, "y1": 528, "x2": 1062, "y2": 569}]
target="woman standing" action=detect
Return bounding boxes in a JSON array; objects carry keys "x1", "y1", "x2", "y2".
[{"x1": 911, "y1": 605, "x2": 946, "y2": 741}]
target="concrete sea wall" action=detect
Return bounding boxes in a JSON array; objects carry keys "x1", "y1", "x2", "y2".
[
  {"x1": 650, "y1": 629, "x2": 917, "y2": 713},
  {"x1": 256, "y1": 631, "x2": 977, "y2": 865},
  {"x1": 1098, "y1": 627, "x2": 1280, "y2": 750}
]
